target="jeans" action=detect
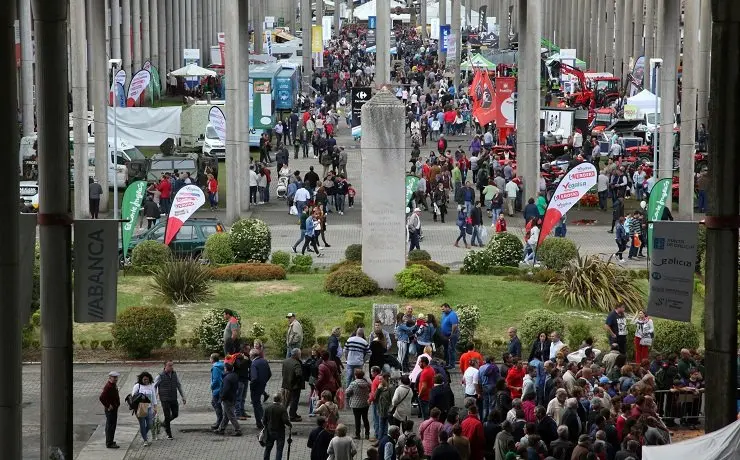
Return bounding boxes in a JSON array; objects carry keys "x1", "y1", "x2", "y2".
[
  {"x1": 292, "y1": 229, "x2": 305, "y2": 251},
  {"x1": 137, "y1": 406, "x2": 153, "y2": 441},
  {"x1": 353, "y1": 407, "x2": 371, "y2": 437},
  {"x1": 294, "y1": 201, "x2": 306, "y2": 216},
  {"x1": 281, "y1": 388, "x2": 301, "y2": 418},
  {"x1": 335, "y1": 194, "x2": 345, "y2": 213},
  {"x1": 409, "y1": 230, "x2": 420, "y2": 251},
  {"x1": 250, "y1": 186, "x2": 258, "y2": 203},
  {"x1": 697, "y1": 190, "x2": 707, "y2": 212},
  {"x1": 236, "y1": 381, "x2": 247, "y2": 417},
  {"x1": 105, "y1": 408, "x2": 118, "y2": 446},
  {"x1": 482, "y1": 392, "x2": 493, "y2": 421},
  {"x1": 263, "y1": 433, "x2": 286, "y2": 460},
  {"x1": 209, "y1": 192, "x2": 218, "y2": 208},
  {"x1": 397, "y1": 341, "x2": 409, "y2": 371},
  {"x1": 212, "y1": 395, "x2": 223, "y2": 427},
  {"x1": 346, "y1": 364, "x2": 362, "y2": 388},
  {"x1": 491, "y1": 207, "x2": 502, "y2": 224},
  {"x1": 219, "y1": 400, "x2": 241, "y2": 432},
  {"x1": 598, "y1": 190, "x2": 608, "y2": 210},
  {"x1": 464, "y1": 200, "x2": 472, "y2": 215},
  {"x1": 251, "y1": 386, "x2": 265, "y2": 428},
  {"x1": 446, "y1": 334, "x2": 459, "y2": 367},
  {"x1": 161, "y1": 400, "x2": 179, "y2": 437},
  {"x1": 471, "y1": 225, "x2": 484, "y2": 246},
  {"x1": 418, "y1": 400, "x2": 430, "y2": 420},
  {"x1": 628, "y1": 240, "x2": 640, "y2": 258},
  {"x1": 160, "y1": 197, "x2": 171, "y2": 214},
  {"x1": 455, "y1": 226, "x2": 468, "y2": 245},
  {"x1": 372, "y1": 403, "x2": 381, "y2": 438}
]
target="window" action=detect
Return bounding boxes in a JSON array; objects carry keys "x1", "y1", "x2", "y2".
[
  {"x1": 200, "y1": 225, "x2": 219, "y2": 238},
  {"x1": 173, "y1": 160, "x2": 196, "y2": 170},
  {"x1": 175, "y1": 225, "x2": 195, "y2": 240},
  {"x1": 149, "y1": 226, "x2": 166, "y2": 242}
]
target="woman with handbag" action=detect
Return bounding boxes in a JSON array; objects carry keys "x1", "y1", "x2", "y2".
[
  {"x1": 131, "y1": 372, "x2": 158, "y2": 446},
  {"x1": 389, "y1": 375, "x2": 414, "y2": 426},
  {"x1": 633, "y1": 310, "x2": 655, "y2": 363},
  {"x1": 453, "y1": 206, "x2": 470, "y2": 249}
]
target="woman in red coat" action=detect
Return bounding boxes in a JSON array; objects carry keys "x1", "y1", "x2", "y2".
[{"x1": 316, "y1": 350, "x2": 340, "y2": 399}]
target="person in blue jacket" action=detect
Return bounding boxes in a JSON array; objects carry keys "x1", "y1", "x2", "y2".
[
  {"x1": 210, "y1": 353, "x2": 225, "y2": 430},
  {"x1": 250, "y1": 348, "x2": 272, "y2": 430},
  {"x1": 395, "y1": 313, "x2": 417, "y2": 373}
]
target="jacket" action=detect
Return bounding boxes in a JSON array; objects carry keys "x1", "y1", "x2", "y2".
[
  {"x1": 345, "y1": 377, "x2": 371, "y2": 409},
  {"x1": 210, "y1": 361, "x2": 225, "y2": 397},
  {"x1": 523, "y1": 203, "x2": 539, "y2": 223},
  {"x1": 99, "y1": 381, "x2": 120, "y2": 409},
  {"x1": 154, "y1": 370, "x2": 184, "y2": 402},
  {"x1": 143, "y1": 199, "x2": 161, "y2": 219},
  {"x1": 461, "y1": 415, "x2": 485, "y2": 460},
  {"x1": 345, "y1": 335, "x2": 370, "y2": 366},
  {"x1": 316, "y1": 359, "x2": 339, "y2": 394},
  {"x1": 328, "y1": 334, "x2": 340, "y2": 359},
  {"x1": 391, "y1": 384, "x2": 414, "y2": 421},
  {"x1": 287, "y1": 320, "x2": 304, "y2": 348},
  {"x1": 250, "y1": 357, "x2": 272, "y2": 391},
  {"x1": 416, "y1": 323, "x2": 436, "y2": 345},
  {"x1": 429, "y1": 384, "x2": 453, "y2": 414},
  {"x1": 281, "y1": 357, "x2": 305, "y2": 391},
  {"x1": 220, "y1": 371, "x2": 239, "y2": 402},
  {"x1": 263, "y1": 402, "x2": 291, "y2": 437},
  {"x1": 528, "y1": 339, "x2": 551, "y2": 362},
  {"x1": 493, "y1": 430, "x2": 515, "y2": 460},
  {"x1": 395, "y1": 322, "x2": 415, "y2": 343}
]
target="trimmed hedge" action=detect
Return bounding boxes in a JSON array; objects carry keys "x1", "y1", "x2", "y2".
[
  {"x1": 537, "y1": 238, "x2": 579, "y2": 270},
  {"x1": 395, "y1": 265, "x2": 445, "y2": 298},
  {"x1": 270, "y1": 250, "x2": 292, "y2": 269},
  {"x1": 345, "y1": 244, "x2": 363, "y2": 262},
  {"x1": 329, "y1": 260, "x2": 361, "y2": 272},
  {"x1": 289, "y1": 254, "x2": 314, "y2": 273},
  {"x1": 343, "y1": 311, "x2": 366, "y2": 334},
  {"x1": 520, "y1": 309, "x2": 566, "y2": 346},
  {"x1": 111, "y1": 306, "x2": 177, "y2": 358},
  {"x1": 230, "y1": 218, "x2": 272, "y2": 262},
  {"x1": 487, "y1": 232, "x2": 524, "y2": 267},
  {"x1": 131, "y1": 240, "x2": 172, "y2": 269},
  {"x1": 210, "y1": 263, "x2": 287, "y2": 282},
  {"x1": 652, "y1": 320, "x2": 700, "y2": 355},
  {"x1": 406, "y1": 260, "x2": 450, "y2": 274},
  {"x1": 203, "y1": 232, "x2": 234, "y2": 264},
  {"x1": 408, "y1": 249, "x2": 432, "y2": 261},
  {"x1": 325, "y1": 268, "x2": 379, "y2": 297},
  {"x1": 567, "y1": 321, "x2": 593, "y2": 350}
]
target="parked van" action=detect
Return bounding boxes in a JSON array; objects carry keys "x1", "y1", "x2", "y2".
[{"x1": 201, "y1": 123, "x2": 225, "y2": 159}]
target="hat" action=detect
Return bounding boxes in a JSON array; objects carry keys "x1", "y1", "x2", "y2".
[
  {"x1": 109, "y1": 371, "x2": 120, "y2": 377},
  {"x1": 599, "y1": 376, "x2": 610, "y2": 384},
  {"x1": 414, "y1": 207, "x2": 421, "y2": 212},
  {"x1": 286, "y1": 313, "x2": 296, "y2": 318}
]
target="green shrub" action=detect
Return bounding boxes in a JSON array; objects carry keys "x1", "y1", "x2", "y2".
[
  {"x1": 32, "y1": 244, "x2": 40, "y2": 311},
  {"x1": 408, "y1": 249, "x2": 432, "y2": 261},
  {"x1": 329, "y1": 260, "x2": 361, "y2": 272},
  {"x1": 196, "y1": 308, "x2": 240, "y2": 354},
  {"x1": 532, "y1": 268, "x2": 559, "y2": 283},
  {"x1": 230, "y1": 218, "x2": 272, "y2": 262},
  {"x1": 625, "y1": 323, "x2": 637, "y2": 360},
  {"x1": 696, "y1": 225, "x2": 706, "y2": 274},
  {"x1": 395, "y1": 265, "x2": 445, "y2": 298},
  {"x1": 567, "y1": 321, "x2": 593, "y2": 350},
  {"x1": 111, "y1": 306, "x2": 177, "y2": 358},
  {"x1": 538, "y1": 238, "x2": 579, "y2": 270},
  {"x1": 289, "y1": 254, "x2": 315, "y2": 273},
  {"x1": 652, "y1": 320, "x2": 700, "y2": 355},
  {"x1": 490, "y1": 266, "x2": 524, "y2": 276},
  {"x1": 457, "y1": 304, "x2": 481, "y2": 347},
  {"x1": 101, "y1": 340, "x2": 113, "y2": 350},
  {"x1": 89, "y1": 340, "x2": 100, "y2": 350},
  {"x1": 270, "y1": 250, "x2": 292, "y2": 269},
  {"x1": 209, "y1": 263, "x2": 286, "y2": 282},
  {"x1": 325, "y1": 268, "x2": 379, "y2": 297},
  {"x1": 406, "y1": 260, "x2": 450, "y2": 274},
  {"x1": 487, "y1": 232, "x2": 524, "y2": 267},
  {"x1": 461, "y1": 249, "x2": 497, "y2": 274},
  {"x1": 343, "y1": 311, "x2": 366, "y2": 334},
  {"x1": 520, "y1": 309, "x2": 566, "y2": 346},
  {"x1": 345, "y1": 244, "x2": 363, "y2": 262},
  {"x1": 131, "y1": 240, "x2": 172, "y2": 269},
  {"x1": 203, "y1": 232, "x2": 234, "y2": 264},
  {"x1": 267, "y1": 316, "x2": 317, "y2": 358},
  {"x1": 548, "y1": 255, "x2": 644, "y2": 312},
  {"x1": 151, "y1": 259, "x2": 213, "y2": 303}
]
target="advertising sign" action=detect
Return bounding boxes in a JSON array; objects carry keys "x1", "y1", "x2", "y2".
[
  {"x1": 252, "y1": 80, "x2": 273, "y2": 129},
  {"x1": 368, "y1": 16, "x2": 376, "y2": 29},
  {"x1": 312, "y1": 25, "x2": 323, "y2": 53},
  {"x1": 367, "y1": 29, "x2": 376, "y2": 47},
  {"x1": 164, "y1": 185, "x2": 206, "y2": 245},
  {"x1": 446, "y1": 33, "x2": 457, "y2": 63},
  {"x1": 472, "y1": 70, "x2": 496, "y2": 126},
  {"x1": 538, "y1": 162, "x2": 598, "y2": 245},
  {"x1": 647, "y1": 222, "x2": 699, "y2": 322},
  {"x1": 431, "y1": 18, "x2": 440, "y2": 40},
  {"x1": 120, "y1": 180, "x2": 148, "y2": 259},
  {"x1": 373, "y1": 304, "x2": 399, "y2": 336},
  {"x1": 275, "y1": 77, "x2": 293, "y2": 110},
  {"x1": 208, "y1": 106, "x2": 226, "y2": 143},
  {"x1": 126, "y1": 69, "x2": 151, "y2": 106},
  {"x1": 440, "y1": 25, "x2": 451, "y2": 52},
  {"x1": 405, "y1": 175, "x2": 419, "y2": 213},
  {"x1": 74, "y1": 219, "x2": 119, "y2": 323},
  {"x1": 322, "y1": 16, "x2": 332, "y2": 41},
  {"x1": 623, "y1": 104, "x2": 640, "y2": 120},
  {"x1": 478, "y1": 5, "x2": 488, "y2": 32},
  {"x1": 494, "y1": 76, "x2": 516, "y2": 128},
  {"x1": 647, "y1": 178, "x2": 672, "y2": 256},
  {"x1": 109, "y1": 69, "x2": 126, "y2": 106},
  {"x1": 351, "y1": 87, "x2": 371, "y2": 128},
  {"x1": 217, "y1": 32, "x2": 225, "y2": 67}
]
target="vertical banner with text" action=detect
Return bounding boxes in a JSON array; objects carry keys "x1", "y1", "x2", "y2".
[
  {"x1": 74, "y1": 220, "x2": 119, "y2": 323},
  {"x1": 647, "y1": 178, "x2": 672, "y2": 256},
  {"x1": 478, "y1": 5, "x2": 488, "y2": 32},
  {"x1": 440, "y1": 25, "x2": 451, "y2": 52},
  {"x1": 121, "y1": 181, "x2": 148, "y2": 259},
  {"x1": 351, "y1": 87, "x2": 371, "y2": 128},
  {"x1": 647, "y1": 222, "x2": 699, "y2": 322},
  {"x1": 538, "y1": 162, "x2": 598, "y2": 246},
  {"x1": 208, "y1": 106, "x2": 227, "y2": 142},
  {"x1": 165, "y1": 185, "x2": 206, "y2": 245},
  {"x1": 312, "y1": 25, "x2": 324, "y2": 68},
  {"x1": 494, "y1": 76, "x2": 517, "y2": 128},
  {"x1": 217, "y1": 32, "x2": 225, "y2": 66},
  {"x1": 126, "y1": 69, "x2": 151, "y2": 107}
]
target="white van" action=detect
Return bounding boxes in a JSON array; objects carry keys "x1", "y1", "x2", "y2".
[{"x1": 201, "y1": 123, "x2": 225, "y2": 159}]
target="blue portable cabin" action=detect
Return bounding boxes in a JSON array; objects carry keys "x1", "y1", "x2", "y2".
[{"x1": 275, "y1": 67, "x2": 299, "y2": 114}]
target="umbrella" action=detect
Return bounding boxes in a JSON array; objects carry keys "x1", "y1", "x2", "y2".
[{"x1": 167, "y1": 63, "x2": 217, "y2": 77}]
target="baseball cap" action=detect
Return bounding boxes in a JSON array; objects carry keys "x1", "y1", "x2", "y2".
[
  {"x1": 599, "y1": 376, "x2": 610, "y2": 384},
  {"x1": 286, "y1": 313, "x2": 296, "y2": 318},
  {"x1": 109, "y1": 371, "x2": 120, "y2": 377}
]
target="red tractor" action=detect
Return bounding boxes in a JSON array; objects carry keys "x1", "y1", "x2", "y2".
[{"x1": 550, "y1": 62, "x2": 621, "y2": 110}]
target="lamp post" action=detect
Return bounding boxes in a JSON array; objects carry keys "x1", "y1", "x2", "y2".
[{"x1": 110, "y1": 60, "x2": 121, "y2": 219}]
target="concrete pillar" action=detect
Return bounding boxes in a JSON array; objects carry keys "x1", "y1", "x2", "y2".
[
  {"x1": 623, "y1": 0, "x2": 633, "y2": 76},
  {"x1": 254, "y1": 1, "x2": 264, "y2": 54},
  {"x1": 655, "y1": 0, "x2": 663, "y2": 63},
  {"x1": 376, "y1": 0, "x2": 390, "y2": 86},
  {"x1": 452, "y1": 0, "x2": 461, "y2": 89},
  {"x1": 301, "y1": 0, "x2": 312, "y2": 91},
  {"x1": 184, "y1": 0, "x2": 191, "y2": 47},
  {"x1": 575, "y1": 0, "x2": 583, "y2": 57},
  {"x1": 658, "y1": 0, "x2": 678, "y2": 191},
  {"x1": 142, "y1": 0, "x2": 150, "y2": 60},
  {"x1": 206, "y1": 0, "x2": 212, "y2": 50},
  {"x1": 133, "y1": 0, "x2": 142, "y2": 69},
  {"x1": 499, "y1": 0, "x2": 509, "y2": 49},
  {"x1": 614, "y1": 0, "x2": 624, "y2": 78},
  {"x1": 20, "y1": 0, "x2": 35, "y2": 136},
  {"x1": 166, "y1": 0, "x2": 174, "y2": 72},
  {"x1": 316, "y1": 0, "x2": 324, "y2": 42},
  {"x1": 632, "y1": 0, "x2": 643, "y2": 64},
  {"x1": 588, "y1": 0, "x2": 596, "y2": 69},
  {"x1": 704, "y1": 2, "x2": 740, "y2": 434},
  {"x1": 465, "y1": 0, "x2": 471, "y2": 28},
  {"x1": 334, "y1": 0, "x2": 340, "y2": 37},
  {"x1": 156, "y1": 0, "x2": 166, "y2": 88},
  {"x1": 111, "y1": 0, "x2": 121, "y2": 60},
  {"x1": 197, "y1": 0, "x2": 203, "y2": 60},
  {"x1": 91, "y1": 0, "x2": 109, "y2": 212},
  {"x1": 643, "y1": 0, "x2": 654, "y2": 89},
  {"x1": 678, "y1": 0, "x2": 699, "y2": 218},
  {"x1": 696, "y1": 0, "x2": 710, "y2": 128},
  {"x1": 237, "y1": 0, "x2": 250, "y2": 213},
  {"x1": 224, "y1": 0, "x2": 240, "y2": 223},
  {"x1": 32, "y1": 0, "x2": 74, "y2": 457},
  {"x1": 439, "y1": 0, "x2": 447, "y2": 60},
  {"x1": 71, "y1": 0, "x2": 89, "y2": 220},
  {"x1": 122, "y1": 0, "x2": 132, "y2": 77},
  {"x1": 0, "y1": 0, "x2": 22, "y2": 455},
  {"x1": 605, "y1": 0, "x2": 614, "y2": 73},
  {"x1": 360, "y1": 90, "x2": 406, "y2": 289},
  {"x1": 511, "y1": 0, "x2": 518, "y2": 35},
  {"x1": 517, "y1": 0, "x2": 540, "y2": 202},
  {"x1": 178, "y1": 0, "x2": 185, "y2": 63}
]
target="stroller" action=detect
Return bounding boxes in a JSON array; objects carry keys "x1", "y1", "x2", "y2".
[{"x1": 276, "y1": 170, "x2": 291, "y2": 199}]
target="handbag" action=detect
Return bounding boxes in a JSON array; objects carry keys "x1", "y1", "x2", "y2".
[
  {"x1": 640, "y1": 330, "x2": 654, "y2": 346},
  {"x1": 136, "y1": 401, "x2": 150, "y2": 418},
  {"x1": 632, "y1": 234, "x2": 642, "y2": 247},
  {"x1": 336, "y1": 388, "x2": 346, "y2": 410},
  {"x1": 388, "y1": 387, "x2": 412, "y2": 418}
]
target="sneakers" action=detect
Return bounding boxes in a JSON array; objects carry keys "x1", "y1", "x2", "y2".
[
  {"x1": 143, "y1": 441, "x2": 151, "y2": 447},
  {"x1": 166, "y1": 434, "x2": 173, "y2": 440}
]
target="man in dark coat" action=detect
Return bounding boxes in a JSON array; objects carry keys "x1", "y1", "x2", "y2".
[
  {"x1": 281, "y1": 348, "x2": 305, "y2": 422},
  {"x1": 263, "y1": 393, "x2": 292, "y2": 460},
  {"x1": 250, "y1": 349, "x2": 272, "y2": 429},
  {"x1": 99, "y1": 371, "x2": 121, "y2": 449},
  {"x1": 307, "y1": 416, "x2": 333, "y2": 460},
  {"x1": 216, "y1": 363, "x2": 242, "y2": 436},
  {"x1": 154, "y1": 361, "x2": 187, "y2": 439},
  {"x1": 561, "y1": 398, "x2": 582, "y2": 444}
]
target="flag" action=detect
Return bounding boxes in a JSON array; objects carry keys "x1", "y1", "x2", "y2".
[
  {"x1": 647, "y1": 178, "x2": 672, "y2": 256},
  {"x1": 473, "y1": 70, "x2": 496, "y2": 126},
  {"x1": 470, "y1": 69, "x2": 483, "y2": 113},
  {"x1": 494, "y1": 76, "x2": 516, "y2": 128},
  {"x1": 208, "y1": 106, "x2": 226, "y2": 143},
  {"x1": 538, "y1": 162, "x2": 598, "y2": 246},
  {"x1": 126, "y1": 69, "x2": 151, "y2": 107},
  {"x1": 121, "y1": 180, "x2": 148, "y2": 258},
  {"x1": 109, "y1": 69, "x2": 126, "y2": 106},
  {"x1": 164, "y1": 185, "x2": 206, "y2": 245}
]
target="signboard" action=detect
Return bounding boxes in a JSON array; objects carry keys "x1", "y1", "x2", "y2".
[
  {"x1": 647, "y1": 222, "x2": 699, "y2": 322},
  {"x1": 252, "y1": 79, "x2": 274, "y2": 129},
  {"x1": 478, "y1": 5, "x2": 488, "y2": 31},
  {"x1": 431, "y1": 18, "x2": 440, "y2": 40},
  {"x1": 217, "y1": 32, "x2": 225, "y2": 67},
  {"x1": 109, "y1": 69, "x2": 126, "y2": 106},
  {"x1": 275, "y1": 76, "x2": 293, "y2": 110},
  {"x1": 405, "y1": 175, "x2": 419, "y2": 213},
  {"x1": 254, "y1": 80, "x2": 271, "y2": 93},
  {"x1": 538, "y1": 162, "x2": 598, "y2": 245},
  {"x1": 367, "y1": 29, "x2": 376, "y2": 47},
  {"x1": 647, "y1": 178, "x2": 672, "y2": 256},
  {"x1": 120, "y1": 180, "x2": 148, "y2": 259},
  {"x1": 623, "y1": 104, "x2": 640, "y2": 120},
  {"x1": 446, "y1": 33, "x2": 457, "y2": 63},
  {"x1": 74, "y1": 220, "x2": 119, "y2": 323},
  {"x1": 311, "y1": 25, "x2": 323, "y2": 52},
  {"x1": 277, "y1": 17, "x2": 285, "y2": 27},
  {"x1": 368, "y1": 16, "x2": 376, "y2": 29},
  {"x1": 265, "y1": 16, "x2": 275, "y2": 29},
  {"x1": 126, "y1": 69, "x2": 151, "y2": 106},
  {"x1": 351, "y1": 87, "x2": 371, "y2": 128},
  {"x1": 440, "y1": 25, "x2": 451, "y2": 52},
  {"x1": 471, "y1": 70, "x2": 496, "y2": 126},
  {"x1": 183, "y1": 48, "x2": 201, "y2": 89},
  {"x1": 208, "y1": 106, "x2": 226, "y2": 142},
  {"x1": 494, "y1": 76, "x2": 516, "y2": 128},
  {"x1": 164, "y1": 185, "x2": 206, "y2": 245},
  {"x1": 322, "y1": 16, "x2": 332, "y2": 41},
  {"x1": 373, "y1": 304, "x2": 399, "y2": 336}
]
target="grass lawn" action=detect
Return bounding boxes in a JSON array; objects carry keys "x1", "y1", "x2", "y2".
[{"x1": 74, "y1": 274, "x2": 706, "y2": 353}]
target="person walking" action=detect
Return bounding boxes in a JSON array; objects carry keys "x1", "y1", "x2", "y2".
[
  {"x1": 247, "y1": 346, "x2": 271, "y2": 424},
  {"x1": 346, "y1": 369, "x2": 372, "y2": 440},
  {"x1": 210, "y1": 353, "x2": 225, "y2": 430},
  {"x1": 99, "y1": 371, "x2": 121, "y2": 449},
  {"x1": 345, "y1": 328, "x2": 370, "y2": 386},
  {"x1": 454, "y1": 206, "x2": 471, "y2": 249},
  {"x1": 89, "y1": 178, "x2": 103, "y2": 219},
  {"x1": 154, "y1": 361, "x2": 187, "y2": 440},
  {"x1": 286, "y1": 313, "x2": 304, "y2": 356},
  {"x1": 407, "y1": 208, "x2": 422, "y2": 251},
  {"x1": 234, "y1": 343, "x2": 252, "y2": 420},
  {"x1": 131, "y1": 372, "x2": 158, "y2": 446},
  {"x1": 263, "y1": 393, "x2": 293, "y2": 460},
  {"x1": 215, "y1": 363, "x2": 242, "y2": 436},
  {"x1": 281, "y1": 348, "x2": 305, "y2": 422},
  {"x1": 327, "y1": 424, "x2": 358, "y2": 460},
  {"x1": 614, "y1": 216, "x2": 628, "y2": 262}
]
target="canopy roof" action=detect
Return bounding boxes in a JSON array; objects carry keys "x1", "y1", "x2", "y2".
[
  {"x1": 461, "y1": 54, "x2": 496, "y2": 70},
  {"x1": 168, "y1": 63, "x2": 217, "y2": 77},
  {"x1": 626, "y1": 89, "x2": 661, "y2": 112},
  {"x1": 353, "y1": 0, "x2": 409, "y2": 21}
]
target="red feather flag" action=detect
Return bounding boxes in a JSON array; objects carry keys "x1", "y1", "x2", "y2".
[
  {"x1": 473, "y1": 71, "x2": 497, "y2": 127},
  {"x1": 470, "y1": 70, "x2": 483, "y2": 112}
]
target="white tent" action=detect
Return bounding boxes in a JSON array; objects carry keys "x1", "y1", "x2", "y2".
[
  {"x1": 426, "y1": 0, "x2": 480, "y2": 26},
  {"x1": 626, "y1": 89, "x2": 661, "y2": 113},
  {"x1": 642, "y1": 419, "x2": 740, "y2": 460},
  {"x1": 168, "y1": 63, "x2": 217, "y2": 78},
  {"x1": 353, "y1": 0, "x2": 409, "y2": 21}
]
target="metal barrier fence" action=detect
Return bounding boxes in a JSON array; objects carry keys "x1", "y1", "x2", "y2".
[{"x1": 654, "y1": 389, "x2": 708, "y2": 427}]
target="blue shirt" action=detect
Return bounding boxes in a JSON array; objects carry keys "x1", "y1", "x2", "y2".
[
  {"x1": 529, "y1": 358, "x2": 546, "y2": 388},
  {"x1": 508, "y1": 336, "x2": 522, "y2": 358},
  {"x1": 440, "y1": 311, "x2": 459, "y2": 336}
]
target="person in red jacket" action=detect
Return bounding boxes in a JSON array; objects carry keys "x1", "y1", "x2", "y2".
[
  {"x1": 99, "y1": 371, "x2": 121, "y2": 449},
  {"x1": 157, "y1": 173, "x2": 172, "y2": 214},
  {"x1": 460, "y1": 405, "x2": 485, "y2": 460},
  {"x1": 316, "y1": 350, "x2": 340, "y2": 398},
  {"x1": 505, "y1": 360, "x2": 526, "y2": 399}
]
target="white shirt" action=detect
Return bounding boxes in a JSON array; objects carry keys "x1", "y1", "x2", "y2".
[
  {"x1": 294, "y1": 187, "x2": 311, "y2": 202},
  {"x1": 463, "y1": 366, "x2": 479, "y2": 396},
  {"x1": 550, "y1": 340, "x2": 565, "y2": 360},
  {"x1": 249, "y1": 170, "x2": 259, "y2": 187},
  {"x1": 132, "y1": 382, "x2": 158, "y2": 407},
  {"x1": 597, "y1": 173, "x2": 609, "y2": 192},
  {"x1": 505, "y1": 180, "x2": 519, "y2": 199},
  {"x1": 573, "y1": 132, "x2": 583, "y2": 148}
]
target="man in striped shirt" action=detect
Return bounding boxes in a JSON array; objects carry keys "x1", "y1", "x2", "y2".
[{"x1": 344, "y1": 328, "x2": 370, "y2": 387}]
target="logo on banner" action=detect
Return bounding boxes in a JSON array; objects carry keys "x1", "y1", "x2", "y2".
[
  {"x1": 538, "y1": 162, "x2": 598, "y2": 246},
  {"x1": 494, "y1": 77, "x2": 516, "y2": 128},
  {"x1": 647, "y1": 177, "x2": 672, "y2": 256},
  {"x1": 312, "y1": 25, "x2": 323, "y2": 53},
  {"x1": 74, "y1": 220, "x2": 119, "y2": 323},
  {"x1": 121, "y1": 181, "x2": 148, "y2": 258},
  {"x1": 472, "y1": 71, "x2": 496, "y2": 126},
  {"x1": 351, "y1": 87, "x2": 371, "y2": 128},
  {"x1": 164, "y1": 185, "x2": 206, "y2": 245},
  {"x1": 208, "y1": 106, "x2": 226, "y2": 143},
  {"x1": 440, "y1": 25, "x2": 451, "y2": 52},
  {"x1": 126, "y1": 69, "x2": 151, "y2": 107}
]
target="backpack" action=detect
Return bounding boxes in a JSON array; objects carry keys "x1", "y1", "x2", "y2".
[
  {"x1": 438, "y1": 138, "x2": 445, "y2": 150},
  {"x1": 403, "y1": 433, "x2": 420, "y2": 458}
]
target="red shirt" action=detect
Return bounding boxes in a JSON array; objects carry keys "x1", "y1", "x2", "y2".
[
  {"x1": 418, "y1": 366, "x2": 435, "y2": 401},
  {"x1": 461, "y1": 414, "x2": 485, "y2": 460},
  {"x1": 157, "y1": 179, "x2": 171, "y2": 199},
  {"x1": 459, "y1": 350, "x2": 484, "y2": 374},
  {"x1": 506, "y1": 366, "x2": 526, "y2": 399},
  {"x1": 207, "y1": 178, "x2": 218, "y2": 194}
]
